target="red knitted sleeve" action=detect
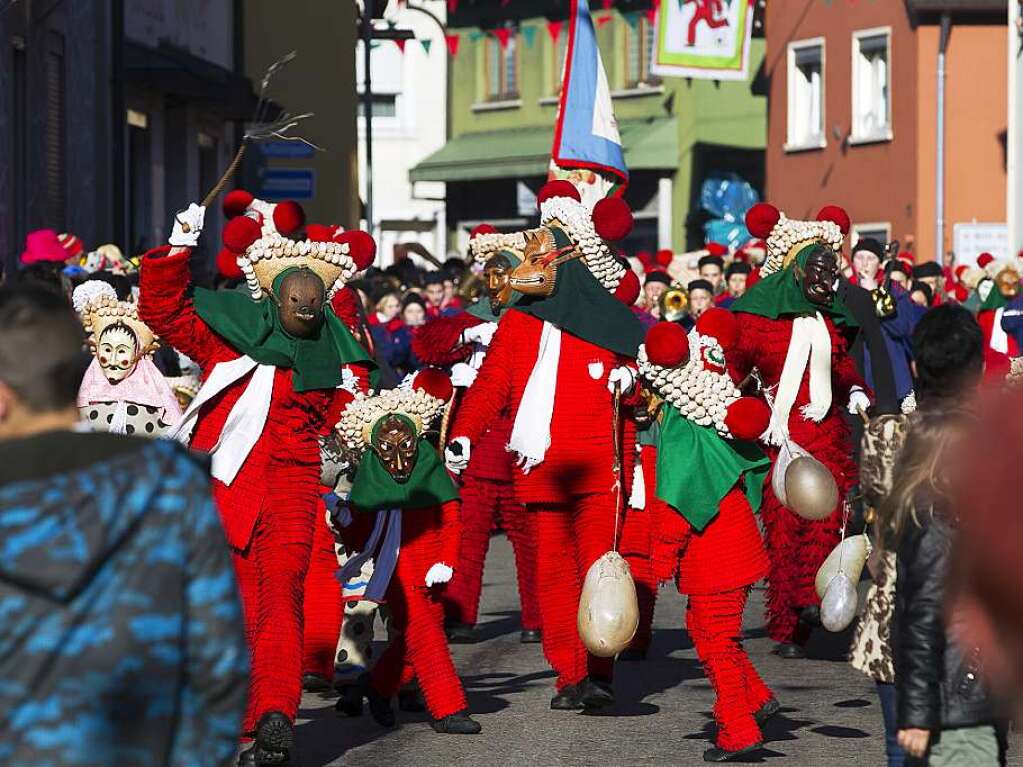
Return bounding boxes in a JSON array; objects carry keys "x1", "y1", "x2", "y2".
[
  {"x1": 411, "y1": 313, "x2": 480, "y2": 368},
  {"x1": 137, "y1": 246, "x2": 232, "y2": 370},
  {"x1": 448, "y1": 313, "x2": 519, "y2": 445},
  {"x1": 727, "y1": 312, "x2": 757, "y2": 387},
  {"x1": 439, "y1": 499, "x2": 462, "y2": 568}
]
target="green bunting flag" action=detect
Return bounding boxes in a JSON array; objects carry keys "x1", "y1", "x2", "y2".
[
  {"x1": 420, "y1": 38, "x2": 433, "y2": 55},
  {"x1": 522, "y1": 25, "x2": 538, "y2": 48}
]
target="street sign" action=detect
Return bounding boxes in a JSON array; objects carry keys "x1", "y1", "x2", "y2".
[
  {"x1": 259, "y1": 168, "x2": 316, "y2": 200},
  {"x1": 258, "y1": 141, "x2": 315, "y2": 159}
]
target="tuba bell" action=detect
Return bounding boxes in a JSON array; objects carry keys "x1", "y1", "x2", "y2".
[{"x1": 659, "y1": 286, "x2": 689, "y2": 322}]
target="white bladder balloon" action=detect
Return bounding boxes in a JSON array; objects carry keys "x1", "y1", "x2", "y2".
[
  {"x1": 820, "y1": 572, "x2": 858, "y2": 632},
  {"x1": 815, "y1": 534, "x2": 872, "y2": 599},
  {"x1": 771, "y1": 441, "x2": 808, "y2": 506},
  {"x1": 577, "y1": 551, "x2": 639, "y2": 658}
]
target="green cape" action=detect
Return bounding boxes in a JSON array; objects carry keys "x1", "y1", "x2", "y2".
[
  {"x1": 193, "y1": 270, "x2": 373, "y2": 393},
  {"x1": 732, "y1": 247, "x2": 858, "y2": 327},
  {"x1": 655, "y1": 407, "x2": 769, "y2": 531},
  {"x1": 516, "y1": 258, "x2": 644, "y2": 357},
  {"x1": 350, "y1": 441, "x2": 459, "y2": 511},
  {"x1": 980, "y1": 284, "x2": 1010, "y2": 311}
]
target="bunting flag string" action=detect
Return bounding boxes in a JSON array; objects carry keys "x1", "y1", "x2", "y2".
[
  {"x1": 445, "y1": 33, "x2": 461, "y2": 57},
  {"x1": 546, "y1": 19, "x2": 564, "y2": 42},
  {"x1": 522, "y1": 25, "x2": 538, "y2": 48},
  {"x1": 420, "y1": 38, "x2": 433, "y2": 55}
]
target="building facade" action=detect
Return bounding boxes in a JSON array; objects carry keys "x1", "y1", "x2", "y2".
[
  {"x1": 412, "y1": 0, "x2": 767, "y2": 255},
  {"x1": 765, "y1": 0, "x2": 1008, "y2": 264}
]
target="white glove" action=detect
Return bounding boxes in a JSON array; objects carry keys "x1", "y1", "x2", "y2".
[
  {"x1": 607, "y1": 365, "x2": 637, "y2": 395},
  {"x1": 847, "y1": 387, "x2": 871, "y2": 416},
  {"x1": 169, "y1": 203, "x2": 206, "y2": 247},
  {"x1": 425, "y1": 562, "x2": 453, "y2": 587},
  {"x1": 450, "y1": 362, "x2": 478, "y2": 389},
  {"x1": 462, "y1": 322, "x2": 498, "y2": 348},
  {"x1": 444, "y1": 437, "x2": 471, "y2": 474}
]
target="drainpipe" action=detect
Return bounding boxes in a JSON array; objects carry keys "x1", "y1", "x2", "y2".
[{"x1": 935, "y1": 13, "x2": 951, "y2": 264}]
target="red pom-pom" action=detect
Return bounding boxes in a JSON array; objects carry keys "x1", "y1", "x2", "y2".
[
  {"x1": 216, "y1": 248, "x2": 244, "y2": 280},
  {"x1": 306, "y1": 224, "x2": 336, "y2": 242},
  {"x1": 645, "y1": 322, "x2": 689, "y2": 368},
  {"x1": 817, "y1": 205, "x2": 851, "y2": 235},
  {"x1": 635, "y1": 250, "x2": 654, "y2": 269},
  {"x1": 696, "y1": 307, "x2": 740, "y2": 351},
  {"x1": 978, "y1": 252, "x2": 995, "y2": 268},
  {"x1": 223, "y1": 189, "x2": 254, "y2": 219},
  {"x1": 655, "y1": 249, "x2": 674, "y2": 268},
  {"x1": 336, "y1": 230, "x2": 377, "y2": 270},
  {"x1": 273, "y1": 201, "x2": 306, "y2": 235},
  {"x1": 705, "y1": 242, "x2": 728, "y2": 257},
  {"x1": 413, "y1": 367, "x2": 454, "y2": 403},
  {"x1": 613, "y1": 269, "x2": 641, "y2": 306},
  {"x1": 725, "y1": 397, "x2": 771, "y2": 441},
  {"x1": 592, "y1": 197, "x2": 634, "y2": 242},
  {"x1": 470, "y1": 224, "x2": 497, "y2": 238},
  {"x1": 536, "y1": 180, "x2": 581, "y2": 206},
  {"x1": 222, "y1": 215, "x2": 262, "y2": 254},
  {"x1": 745, "y1": 203, "x2": 781, "y2": 239}
]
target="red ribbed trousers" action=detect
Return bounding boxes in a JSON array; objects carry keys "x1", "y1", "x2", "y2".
[
  {"x1": 619, "y1": 446, "x2": 665, "y2": 652},
  {"x1": 232, "y1": 501, "x2": 316, "y2": 733},
  {"x1": 444, "y1": 475, "x2": 540, "y2": 630},
  {"x1": 370, "y1": 512, "x2": 468, "y2": 719},
  {"x1": 532, "y1": 494, "x2": 618, "y2": 690},
  {"x1": 302, "y1": 511, "x2": 343, "y2": 680},
  {"x1": 687, "y1": 588, "x2": 773, "y2": 751}
]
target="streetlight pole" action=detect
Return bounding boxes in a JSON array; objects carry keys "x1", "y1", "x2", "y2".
[{"x1": 361, "y1": 0, "x2": 374, "y2": 234}]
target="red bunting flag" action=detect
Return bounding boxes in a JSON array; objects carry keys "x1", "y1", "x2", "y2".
[
  {"x1": 447, "y1": 0, "x2": 458, "y2": 12},
  {"x1": 395, "y1": 38, "x2": 407, "y2": 53},
  {"x1": 546, "y1": 19, "x2": 564, "y2": 41},
  {"x1": 645, "y1": 7, "x2": 656, "y2": 24},
  {"x1": 596, "y1": 13, "x2": 613, "y2": 27},
  {"x1": 602, "y1": 0, "x2": 613, "y2": 8},
  {"x1": 445, "y1": 33, "x2": 461, "y2": 57},
  {"x1": 492, "y1": 27, "x2": 512, "y2": 49}
]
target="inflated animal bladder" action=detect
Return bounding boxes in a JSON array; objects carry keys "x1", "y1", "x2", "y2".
[
  {"x1": 577, "y1": 551, "x2": 639, "y2": 658},
  {"x1": 815, "y1": 534, "x2": 871, "y2": 599},
  {"x1": 820, "y1": 572, "x2": 859, "y2": 632},
  {"x1": 773, "y1": 441, "x2": 839, "y2": 521}
]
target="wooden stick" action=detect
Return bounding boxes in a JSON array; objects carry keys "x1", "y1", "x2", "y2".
[
  {"x1": 181, "y1": 142, "x2": 248, "y2": 233},
  {"x1": 438, "y1": 389, "x2": 460, "y2": 456}
]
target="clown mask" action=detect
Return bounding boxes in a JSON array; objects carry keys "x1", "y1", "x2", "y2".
[
  {"x1": 372, "y1": 414, "x2": 419, "y2": 484},
  {"x1": 97, "y1": 323, "x2": 140, "y2": 383}
]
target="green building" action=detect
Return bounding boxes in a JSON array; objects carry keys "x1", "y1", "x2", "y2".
[{"x1": 410, "y1": 0, "x2": 766, "y2": 255}]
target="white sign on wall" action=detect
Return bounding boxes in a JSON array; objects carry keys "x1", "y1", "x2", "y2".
[{"x1": 953, "y1": 222, "x2": 1009, "y2": 266}]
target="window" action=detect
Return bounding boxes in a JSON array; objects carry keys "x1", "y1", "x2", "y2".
[
  {"x1": 485, "y1": 35, "x2": 519, "y2": 101},
  {"x1": 550, "y1": 26, "x2": 568, "y2": 96},
  {"x1": 852, "y1": 223, "x2": 891, "y2": 248},
  {"x1": 786, "y1": 39, "x2": 825, "y2": 151},
  {"x1": 357, "y1": 94, "x2": 398, "y2": 119},
  {"x1": 852, "y1": 29, "x2": 891, "y2": 142},
  {"x1": 356, "y1": 41, "x2": 402, "y2": 128},
  {"x1": 624, "y1": 17, "x2": 660, "y2": 88}
]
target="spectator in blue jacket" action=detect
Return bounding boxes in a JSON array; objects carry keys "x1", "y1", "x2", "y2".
[{"x1": 0, "y1": 286, "x2": 248, "y2": 767}]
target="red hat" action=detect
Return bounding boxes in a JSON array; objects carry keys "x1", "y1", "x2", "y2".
[
  {"x1": 537, "y1": 180, "x2": 581, "y2": 206},
  {"x1": 696, "y1": 307, "x2": 739, "y2": 351},
  {"x1": 635, "y1": 250, "x2": 655, "y2": 269},
  {"x1": 645, "y1": 322, "x2": 689, "y2": 368},
  {"x1": 705, "y1": 242, "x2": 728, "y2": 258},
  {"x1": 978, "y1": 252, "x2": 995, "y2": 269},
  {"x1": 58, "y1": 232, "x2": 84, "y2": 259},
  {"x1": 21, "y1": 229, "x2": 72, "y2": 265},
  {"x1": 470, "y1": 224, "x2": 498, "y2": 238},
  {"x1": 955, "y1": 264, "x2": 970, "y2": 280},
  {"x1": 592, "y1": 197, "x2": 634, "y2": 242}
]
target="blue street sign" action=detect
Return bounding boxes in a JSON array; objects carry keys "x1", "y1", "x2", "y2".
[
  {"x1": 259, "y1": 168, "x2": 316, "y2": 200},
  {"x1": 258, "y1": 141, "x2": 316, "y2": 159}
]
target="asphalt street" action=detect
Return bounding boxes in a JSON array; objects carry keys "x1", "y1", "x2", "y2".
[{"x1": 295, "y1": 534, "x2": 1019, "y2": 767}]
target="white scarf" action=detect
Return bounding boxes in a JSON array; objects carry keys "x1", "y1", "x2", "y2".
[
  {"x1": 762, "y1": 312, "x2": 832, "y2": 446},
  {"x1": 507, "y1": 321, "x2": 561, "y2": 473},
  {"x1": 168, "y1": 355, "x2": 277, "y2": 485}
]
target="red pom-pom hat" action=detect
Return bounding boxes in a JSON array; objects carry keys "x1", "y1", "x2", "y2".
[
  {"x1": 223, "y1": 215, "x2": 262, "y2": 254},
  {"x1": 745, "y1": 203, "x2": 780, "y2": 239},
  {"x1": 817, "y1": 205, "x2": 851, "y2": 235},
  {"x1": 644, "y1": 322, "x2": 690, "y2": 368},
  {"x1": 272, "y1": 201, "x2": 306, "y2": 235},
  {"x1": 336, "y1": 230, "x2": 377, "y2": 271},
  {"x1": 536, "y1": 180, "x2": 581, "y2": 206},
  {"x1": 470, "y1": 224, "x2": 498, "y2": 239},
  {"x1": 223, "y1": 189, "x2": 255, "y2": 219}
]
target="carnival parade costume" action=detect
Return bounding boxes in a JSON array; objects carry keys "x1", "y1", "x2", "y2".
[
  {"x1": 729, "y1": 204, "x2": 867, "y2": 653},
  {"x1": 334, "y1": 372, "x2": 481, "y2": 734},
  {"x1": 73, "y1": 280, "x2": 182, "y2": 436},
  {"x1": 412, "y1": 241, "x2": 541, "y2": 642},
  {"x1": 637, "y1": 311, "x2": 777, "y2": 760},
  {"x1": 447, "y1": 182, "x2": 644, "y2": 709},
  {"x1": 138, "y1": 191, "x2": 374, "y2": 764}
]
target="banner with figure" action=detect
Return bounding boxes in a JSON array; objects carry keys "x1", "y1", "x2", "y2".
[{"x1": 652, "y1": 0, "x2": 755, "y2": 82}]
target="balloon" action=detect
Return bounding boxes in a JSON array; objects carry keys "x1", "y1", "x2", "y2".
[
  {"x1": 577, "y1": 551, "x2": 639, "y2": 658},
  {"x1": 784, "y1": 455, "x2": 839, "y2": 521},
  {"x1": 815, "y1": 534, "x2": 872, "y2": 599},
  {"x1": 820, "y1": 572, "x2": 858, "y2": 632}
]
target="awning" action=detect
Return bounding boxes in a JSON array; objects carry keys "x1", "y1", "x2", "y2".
[{"x1": 410, "y1": 117, "x2": 678, "y2": 184}]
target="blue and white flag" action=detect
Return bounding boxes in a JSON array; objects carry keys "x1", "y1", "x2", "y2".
[{"x1": 552, "y1": 0, "x2": 628, "y2": 187}]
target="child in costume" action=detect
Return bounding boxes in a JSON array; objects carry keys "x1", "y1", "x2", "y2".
[
  {"x1": 334, "y1": 371, "x2": 481, "y2": 734},
  {"x1": 637, "y1": 310, "x2": 778, "y2": 761},
  {"x1": 138, "y1": 192, "x2": 374, "y2": 766},
  {"x1": 729, "y1": 203, "x2": 869, "y2": 658},
  {"x1": 73, "y1": 280, "x2": 182, "y2": 435},
  {"x1": 446, "y1": 182, "x2": 644, "y2": 710},
  {"x1": 413, "y1": 234, "x2": 541, "y2": 644}
]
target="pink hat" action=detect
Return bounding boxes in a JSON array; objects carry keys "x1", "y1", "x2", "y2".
[{"x1": 20, "y1": 229, "x2": 71, "y2": 266}]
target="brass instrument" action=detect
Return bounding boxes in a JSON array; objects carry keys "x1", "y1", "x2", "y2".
[{"x1": 659, "y1": 286, "x2": 689, "y2": 322}]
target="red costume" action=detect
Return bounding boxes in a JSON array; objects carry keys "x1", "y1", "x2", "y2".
[{"x1": 618, "y1": 443, "x2": 661, "y2": 655}]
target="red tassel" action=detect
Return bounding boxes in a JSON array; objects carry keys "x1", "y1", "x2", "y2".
[
  {"x1": 546, "y1": 19, "x2": 563, "y2": 42},
  {"x1": 445, "y1": 33, "x2": 460, "y2": 57}
]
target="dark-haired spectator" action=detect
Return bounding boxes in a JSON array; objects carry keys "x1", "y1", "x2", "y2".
[
  {"x1": 909, "y1": 281, "x2": 934, "y2": 309},
  {"x1": 852, "y1": 239, "x2": 885, "y2": 290},
  {"x1": 698, "y1": 252, "x2": 725, "y2": 294},
  {"x1": 718, "y1": 262, "x2": 751, "y2": 308},
  {"x1": 686, "y1": 279, "x2": 714, "y2": 330}
]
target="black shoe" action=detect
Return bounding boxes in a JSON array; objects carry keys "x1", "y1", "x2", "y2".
[
  {"x1": 334, "y1": 684, "x2": 364, "y2": 718},
  {"x1": 703, "y1": 742, "x2": 764, "y2": 762},
  {"x1": 430, "y1": 711, "x2": 482, "y2": 734},
  {"x1": 550, "y1": 684, "x2": 584, "y2": 710},
  {"x1": 774, "y1": 642, "x2": 806, "y2": 659},
  {"x1": 578, "y1": 677, "x2": 615, "y2": 710},
  {"x1": 618, "y1": 647, "x2": 648, "y2": 662},
  {"x1": 446, "y1": 622, "x2": 477, "y2": 644},
  {"x1": 398, "y1": 689, "x2": 426, "y2": 712},
  {"x1": 302, "y1": 672, "x2": 331, "y2": 692},
  {"x1": 253, "y1": 711, "x2": 293, "y2": 765},
  {"x1": 798, "y1": 604, "x2": 822, "y2": 627},
  {"x1": 519, "y1": 629, "x2": 542, "y2": 644},
  {"x1": 754, "y1": 697, "x2": 781, "y2": 726},
  {"x1": 366, "y1": 687, "x2": 397, "y2": 728},
  {"x1": 238, "y1": 745, "x2": 256, "y2": 766}
]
